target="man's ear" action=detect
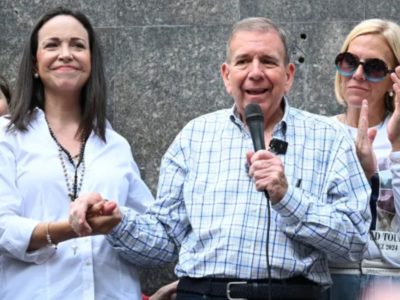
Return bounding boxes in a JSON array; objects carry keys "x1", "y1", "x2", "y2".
[
  {"x1": 221, "y1": 62, "x2": 232, "y2": 94},
  {"x1": 284, "y1": 63, "x2": 296, "y2": 95}
]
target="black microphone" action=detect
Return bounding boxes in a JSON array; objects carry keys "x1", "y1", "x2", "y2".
[
  {"x1": 245, "y1": 104, "x2": 289, "y2": 199},
  {"x1": 245, "y1": 103, "x2": 288, "y2": 155},
  {"x1": 245, "y1": 103, "x2": 269, "y2": 199},
  {"x1": 245, "y1": 103, "x2": 272, "y2": 295},
  {"x1": 245, "y1": 103, "x2": 265, "y2": 151}
]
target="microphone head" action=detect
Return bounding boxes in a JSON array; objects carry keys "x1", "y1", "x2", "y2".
[
  {"x1": 245, "y1": 103, "x2": 264, "y2": 123},
  {"x1": 245, "y1": 103, "x2": 265, "y2": 151}
]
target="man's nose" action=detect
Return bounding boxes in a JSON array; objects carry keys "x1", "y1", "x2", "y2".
[{"x1": 248, "y1": 60, "x2": 263, "y2": 80}]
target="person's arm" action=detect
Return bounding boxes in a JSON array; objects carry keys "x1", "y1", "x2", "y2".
[
  {"x1": 69, "y1": 136, "x2": 153, "y2": 236},
  {"x1": 0, "y1": 124, "x2": 63, "y2": 263},
  {"x1": 389, "y1": 67, "x2": 400, "y2": 152},
  {"x1": 69, "y1": 133, "x2": 188, "y2": 266},
  {"x1": 27, "y1": 193, "x2": 116, "y2": 251},
  {"x1": 387, "y1": 68, "x2": 400, "y2": 231},
  {"x1": 355, "y1": 100, "x2": 378, "y2": 180},
  {"x1": 29, "y1": 194, "x2": 123, "y2": 251},
  {"x1": 27, "y1": 220, "x2": 77, "y2": 251},
  {"x1": 104, "y1": 131, "x2": 191, "y2": 266},
  {"x1": 248, "y1": 127, "x2": 371, "y2": 262},
  {"x1": 280, "y1": 133, "x2": 371, "y2": 262}
]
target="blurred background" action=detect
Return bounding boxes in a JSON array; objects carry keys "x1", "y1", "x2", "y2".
[{"x1": 1, "y1": 0, "x2": 400, "y2": 294}]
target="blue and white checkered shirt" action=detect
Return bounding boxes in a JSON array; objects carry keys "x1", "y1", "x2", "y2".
[{"x1": 109, "y1": 99, "x2": 371, "y2": 287}]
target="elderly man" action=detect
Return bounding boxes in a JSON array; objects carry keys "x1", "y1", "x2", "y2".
[{"x1": 70, "y1": 17, "x2": 371, "y2": 300}]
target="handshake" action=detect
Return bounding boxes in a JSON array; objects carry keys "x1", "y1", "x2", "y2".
[{"x1": 69, "y1": 192, "x2": 122, "y2": 237}]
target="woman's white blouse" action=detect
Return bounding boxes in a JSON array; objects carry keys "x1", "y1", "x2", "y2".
[{"x1": 0, "y1": 108, "x2": 154, "y2": 300}]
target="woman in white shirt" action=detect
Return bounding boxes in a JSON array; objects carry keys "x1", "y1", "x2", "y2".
[
  {"x1": 324, "y1": 18, "x2": 400, "y2": 300},
  {"x1": 0, "y1": 7, "x2": 154, "y2": 300}
]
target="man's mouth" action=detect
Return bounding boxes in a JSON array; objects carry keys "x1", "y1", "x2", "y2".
[{"x1": 245, "y1": 88, "x2": 269, "y2": 95}]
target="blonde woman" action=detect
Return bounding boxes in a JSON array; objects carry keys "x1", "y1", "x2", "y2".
[{"x1": 325, "y1": 19, "x2": 400, "y2": 300}]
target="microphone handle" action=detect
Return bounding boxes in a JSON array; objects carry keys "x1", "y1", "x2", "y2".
[{"x1": 263, "y1": 146, "x2": 271, "y2": 200}]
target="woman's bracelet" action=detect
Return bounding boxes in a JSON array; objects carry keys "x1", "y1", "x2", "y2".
[{"x1": 46, "y1": 222, "x2": 57, "y2": 249}]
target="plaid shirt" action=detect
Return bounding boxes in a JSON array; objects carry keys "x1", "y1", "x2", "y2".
[{"x1": 109, "y1": 99, "x2": 371, "y2": 287}]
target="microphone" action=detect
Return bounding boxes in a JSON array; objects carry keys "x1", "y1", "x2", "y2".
[
  {"x1": 244, "y1": 103, "x2": 289, "y2": 199},
  {"x1": 245, "y1": 103, "x2": 269, "y2": 199},
  {"x1": 245, "y1": 103, "x2": 272, "y2": 294},
  {"x1": 245, "y1": 103, "x2": 288, "y2": 155},
  {"x1": 245, "y1": 103, "x2": 265, "y2": 151}
]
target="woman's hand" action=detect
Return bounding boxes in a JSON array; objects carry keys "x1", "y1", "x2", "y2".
[
  {"x1": 389, "y1": 67, "x2": 400, "y2": 151},
  {"x1": 69, "y1": 192, "x2": 121, "y2": 236},
  {"x1": 356, "y1": 100, "x2": 378, "y2": 179}
]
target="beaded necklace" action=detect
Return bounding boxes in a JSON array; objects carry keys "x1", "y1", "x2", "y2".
[{"x1": 46, "y1": 121, "x2": 87, "y2": 201}]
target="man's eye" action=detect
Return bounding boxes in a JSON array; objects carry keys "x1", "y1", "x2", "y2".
[
  {"x1": 263, "y1": 61, "x2": 279, "y2": 68},
  {"x1": 261, "y1": 59, "x2": 275, "y2": 65},
  {"x1": 235, "y1": 59, "x2": 247, "y2": 65}
]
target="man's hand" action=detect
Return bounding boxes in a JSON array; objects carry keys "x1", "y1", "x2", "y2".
[
  {"x1": 247, "y1": 149, "x2": 288, "y2": 204},
  {"x1": 87, "y1": 201, "x2": 122, "y2": 235}
]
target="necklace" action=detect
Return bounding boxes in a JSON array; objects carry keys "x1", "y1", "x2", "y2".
[{"x1": 46, "y1": 121, "x2": 87, "y2": 201}]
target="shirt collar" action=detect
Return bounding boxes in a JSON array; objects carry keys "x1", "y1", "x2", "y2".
[{"x1": 229, "y1": 97, "x2": 289, "y2": 136}]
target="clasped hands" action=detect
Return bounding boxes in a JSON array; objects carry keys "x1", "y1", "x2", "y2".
[{"x1": 69, "y1": 192, "x2": 122, "y2": 236}]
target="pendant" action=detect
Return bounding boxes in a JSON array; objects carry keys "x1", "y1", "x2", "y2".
[
  {"x1": 72, "y1": 244, "x2": 78, "y2": 255},
  {"x1": 69, "y1": 193, "x2": 75, "y2": 202}
]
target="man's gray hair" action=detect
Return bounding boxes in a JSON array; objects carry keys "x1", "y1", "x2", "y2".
[{"x1": 226, "y1": 17, "x2": 290, "y2": 65}]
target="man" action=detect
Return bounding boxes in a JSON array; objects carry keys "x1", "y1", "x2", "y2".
[{"x1": 70, "y1": 17, "x2": 371, "y2": 300}]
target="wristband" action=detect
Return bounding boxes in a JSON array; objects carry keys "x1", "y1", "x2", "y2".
[{"x1": 46, "y1": 222, "x2": 57, "y2": 249}]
